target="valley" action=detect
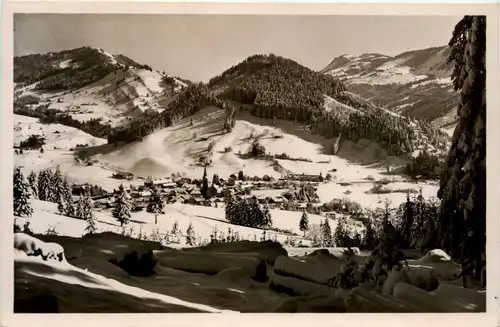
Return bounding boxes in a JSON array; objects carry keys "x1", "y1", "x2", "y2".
[{"x1": 11, "y1": 19, "x2": 486, "y2": 315}]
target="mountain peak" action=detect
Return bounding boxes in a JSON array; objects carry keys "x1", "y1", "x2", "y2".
[{"x1": 320, "y1": 45, "x2": 458, "y2": 127}]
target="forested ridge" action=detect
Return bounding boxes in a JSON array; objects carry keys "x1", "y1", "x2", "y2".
[
  {"x1": 208, "y1": 54, "x2": 449, "y2": 155},
  {"x1": 14, "y1": 47, "x2": 151, "y2": 91},
  {"x1": 14, "y1": 49, "x2": 449, "y2": 155}
]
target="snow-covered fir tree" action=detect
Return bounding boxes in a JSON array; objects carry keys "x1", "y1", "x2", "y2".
[
  {"x1": 84, "y1": 189, "x2": 97, "y2": 235},
  {"x1": 76, "y1": 194, "x2": 85, "y2": 219},
  {"x1": 52, "y1": 166, "x2": 64, "y2": 201},
  {"x1": 57, "y1": 196, "x2": 66, "y2": 215},
  {"x1": 82, "y1": 189, "x2": 95, "y2": 222},
  {"x1": 112, "y1": 184, "x2": 131, "y2": 227},
  {"x1": 321, "y1": 218, "x2": 333, "y2": 247},
  {"x1": 186, "y1": 223, "x2": 195, "y2": 245},
  {"x1": 225, "y1": 196, "x2": 239, "y2": 224},
  {"x1": 27, "y1": 171, "x2": 38, "y2": 199},
  {"x1": 37, "y1": 169, "x2": 52, "y2": 202},
  {"x1": 44, "y1": 169, "x2": 57, "y2": 203},
  {"x1": 75, "y1": 187, "x2": 94, "y2": 222},
  {"x1": 13, "y1": 167, "x2": 33, "y2": 218},
  {"x1": 170, "y1": 221, "x2": 180, "y2": 243},
  {"x1": 62, "y1": 177, "x2": 75, "y2": 217},
  {"x1": 247, "y1": 200, "x2": 260, "y2": 227},
  {"x1": 260, "y1": 202, "x2": 273, "y2": 228},
  {"x1": 147, "y1": 186, "x2": 164, "y2": 224},
  {"x1": 437, "y1": 16, "x2": 486, "y2": 280},
  {"x1": 334, "y1": 216, "x2": 348, "y2": 247},
  {"x1": 299, "y1": 211, "x2": 309, "y2": 237}
]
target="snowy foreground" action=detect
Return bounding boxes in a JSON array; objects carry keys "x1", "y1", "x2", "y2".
[
  {"x1": 14, "y1": 232, "x2": 486, "y2": 313},
  {"x1": 13, "y1": 201, "x2": 486, "y2": 313}
]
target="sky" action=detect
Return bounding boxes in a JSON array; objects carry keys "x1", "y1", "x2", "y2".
[{"x1": 14, "y1": 14, "x2": 461, "y2": 82}]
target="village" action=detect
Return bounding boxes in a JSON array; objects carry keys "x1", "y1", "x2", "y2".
[{"x1": 90, "y1": 170, "x2": 330, "y2": 214}]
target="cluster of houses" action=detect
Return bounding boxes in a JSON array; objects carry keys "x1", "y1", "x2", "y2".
[{"x1": 94, "y1": 171, "x2": 327, "y2": 212}]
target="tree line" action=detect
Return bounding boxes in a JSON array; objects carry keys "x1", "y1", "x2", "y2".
[
  {"x1": 106, "y1": 83, "x2": 223, "y2": 144},
  {"x1": 14, "y1": 102, "x2": 113, "y2": 140},
  {"x1": 13, "y1": 166, "x2": 98, "y2": 234}
]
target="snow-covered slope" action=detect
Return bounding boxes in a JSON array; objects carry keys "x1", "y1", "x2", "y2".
[
  {"x1": 14, "y1": 47, "x2": 187, "y2": 127},
  {"x1": 84, "y1": 105, "x2": 402, "y2": 181},
  {"x1": 15, "y1": 249, "x2": 233, "y2": 313},
  {"x1": 322, "y1": 46, "x2": 459, "y2": 129}
]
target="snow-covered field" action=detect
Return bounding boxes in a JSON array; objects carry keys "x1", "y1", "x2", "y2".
[
  {"x1": 15, "y1": 199, "x2": 334, "y2": 245},
  {"x1": 326, "y1": 56, "x2": 430, "y2": 86},
  {"x1": 14, "y1": 114, "x2": 107, "y2": 150}
]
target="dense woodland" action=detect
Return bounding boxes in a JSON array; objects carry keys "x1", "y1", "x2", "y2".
[
  {"x1": 208, "y1": 54, "x2": 449, "y2": 155},
  {"x1": 15, "y1": 47, "x2": 114, "y2": 90},
  {"x1": 225, "y1": 196, "x2": 273, "y2": 229},
  {"x1": 14, "y1": 47, "x2": 152, "y2": 91}
]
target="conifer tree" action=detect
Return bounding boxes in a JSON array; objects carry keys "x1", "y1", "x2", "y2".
[
  {"x1": 44, "y1": 169, "x2": 57, "y2": 203},
  {"x1": 212, "y1": 173, "x2": 219, "y2": 186},
  {"x1": 437, "y1": 16, "x2": 486, "y2": 277},
  {"x1": 186, "y1": 223, "x2": 195, "y2": 245},
  {"x1": 27, "y1": 171, "x2": 38, "y2": 199},
  {"x1": 299, "y1": 211, "x2": 309, "y2": 237},
  {"x1": 400, "y1": 193, "x2": 414, "y2": 247},
  {"x1": 76, "y1": 194, "x2": 85, "y2": 219},
  {"x1": 57, "y1": 196, "x2": 66, "y2": 215},
  {"x1": 321, "y1": 218, "x2": 333, "y2": 247},
  {"x1": 52, "y1": 166, "x2": 64, "y2": 201},
  {"x1": 170, "y1": 221, "x2": 180, "y2": 243},
  {"x1": 113, "y1": 184, "x2": 131, "y2": 227},
  {"x1": 362, "y1": 215, "x2": 377, "y2": 250},
  {"x1": 247, "y1": 201, "x2": 259, "y2": 227},
  {"x1": 225, "y1": 196, "x2": 238, "y2": 224},
  {"x1": 84, "y1": 189, "x2": 97, "y2": 235},
  {"x1": 37, "y1": 169, "x2": 52, "y2": 201},
  {"x1": 201, "y1": 166, "x2": 209, "y2": 198},
  {"x1": 261, "y1": 202, "x2": 273, "y2": 228},
  {"x1": 82, "y1": 188, "x2": 95, "y2": 221},
  {"x1": 147, "y1": 186, "x2": 164, "y2": 224},
  {"x1": 62, "y1": 177, "x2": 75, "y2": 217},
  {"x1": 13, "y1": 167, "x2": 33, "y2": 218},
  {"x1": 334, "y1": 217, "x2": 348, "y2": 247}
]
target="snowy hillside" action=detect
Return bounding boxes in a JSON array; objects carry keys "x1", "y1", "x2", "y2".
[
  {"x1": 14, "y1": 47, "x2": 187, "y2": 127},
  {"x1": 79, "y1": 105, "x2": 419, "y2": 184},
  {"x1": 322, "y1": 46, "x2": 459, "y2": 129},
  {"x1": 14, "y1": 114, "x2": 107, "y2": 150}
]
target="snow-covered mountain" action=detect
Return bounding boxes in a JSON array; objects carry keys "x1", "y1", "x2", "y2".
[
  {"x1": 321, "y1": 46, "x2": 459, "y2": 133},
  {"x1": 14, "y1": 47, "x2": 189, "y2": 126}
]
